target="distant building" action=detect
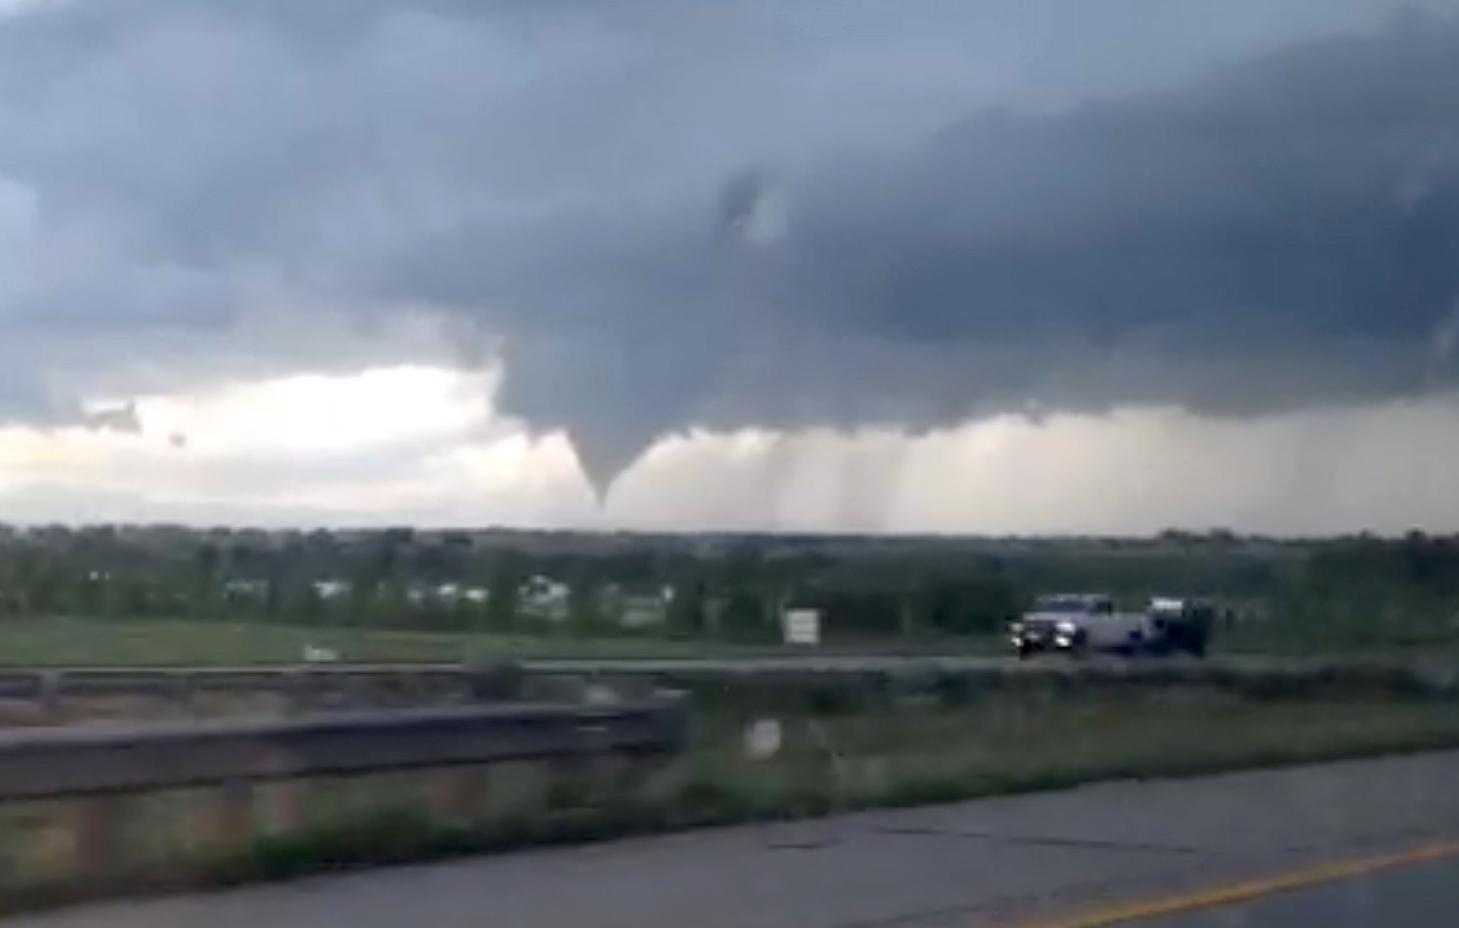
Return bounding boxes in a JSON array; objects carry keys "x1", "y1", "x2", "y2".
[
  {"x1": 222, "y1": 578, "x2": 269, "y2": 601},
  {"x1": 518, "y1": 575, "x2": 571, "y2": 623},
  {"x1": 311, "y1": 579, "x2": 352, "y2": 601},
  {"x1": 602, "y1": 584, "x2": 673, "y2": 629},
  {"x1": 405, "y1": 583, "x2": 489, "y2": 608},
  {"x1": 461, "y1": 586, "x2": 490, "y2": 605},
  {"x1": 302, "y1": 644, "x2": 339, "y2": 663}
]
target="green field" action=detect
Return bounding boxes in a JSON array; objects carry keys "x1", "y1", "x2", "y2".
[
  {"x1": 0, "y1": 615, "x2": 1451, "y2": 668},
  {"x1": 0, "y1": 616, "x2": 1014, "y2": 667},
  {"x1": 8, "y1": 613, "x2": 1459, "y2": 671},
  {"x1": 0, "y1": 617, "x2": 785, "y2": 667}
]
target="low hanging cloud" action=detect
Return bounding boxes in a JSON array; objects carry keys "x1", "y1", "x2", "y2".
[
  {"x1": 0, "y1": 1, "x2": 1456, "y2": 495},
  {"x1": 420, "y1": 13, "x2": 1459, "y2": 488},
  {"x1": 82, "y1": 402, "x2": 140, "y2": 434}
]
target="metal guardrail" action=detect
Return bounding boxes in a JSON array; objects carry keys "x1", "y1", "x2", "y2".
[{"x1": 0, "y1": 697, "x2": 686, "y2": 800}]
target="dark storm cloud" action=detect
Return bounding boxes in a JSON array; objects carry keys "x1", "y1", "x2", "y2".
[
  {"x1": 402, "y1": 13, "x2": 1459, "y2": 486},
  {"x1": 0, "y1": 0, "x2": 1455, "y2": 489}
]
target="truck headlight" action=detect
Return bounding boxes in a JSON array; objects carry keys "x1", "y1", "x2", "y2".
[{"x1": 1056, "y1": 621, "x2": 1078, "y2": 635}]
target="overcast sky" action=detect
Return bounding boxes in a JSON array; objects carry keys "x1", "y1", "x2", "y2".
[{"x1": 1, "y1": 0, "x2": 1457, "y2": 534}]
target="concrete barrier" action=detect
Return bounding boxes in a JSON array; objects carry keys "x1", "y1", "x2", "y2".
[
  {"x1": 0, "y1": 695, "x2": 687, "y2": 908},
  {"x1": 0, "y1": 698, "x2": 685, "y2": 800}
]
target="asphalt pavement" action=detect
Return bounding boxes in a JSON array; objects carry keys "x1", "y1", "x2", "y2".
[
  {"x1": 1137, "y1": 853, "x2": 1459, "y2": 927},
  {"x1": 14, "y1": 651, "x2": 1438, "y2": 682},
  {"x1": 517, "y1": 653, "x2": 1283, "y2": 674},
  {"x1": 8, "y1": 749, "x2": 1459, "y2": 928}
]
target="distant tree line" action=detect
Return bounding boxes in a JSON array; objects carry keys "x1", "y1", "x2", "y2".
[{"x1": 0, "y1": 525, "x2": 1456, "y2": 648}]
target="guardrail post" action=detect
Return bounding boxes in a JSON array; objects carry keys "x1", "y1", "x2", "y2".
[{"x1": 0, "y1": 699, "x2": 685, "y2": 800}]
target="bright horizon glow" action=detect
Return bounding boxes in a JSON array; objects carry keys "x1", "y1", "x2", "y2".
[
  {"x1": 131, "y1": 365, "x2": 500, "y2": 455},
  {"x1": 3, "y1": 363, "x2": 1459, "y2": 535}
]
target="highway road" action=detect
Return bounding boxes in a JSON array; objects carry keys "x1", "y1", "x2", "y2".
[
  {"x1": 9, "y1": 651, "x2": 1450, "y2": 687},
  {"x1": 1, "y1": 652, "x2": 1376, "y2": 675},
  {"x1": 518, "y1": 653, "x2": 1311, "y2": 673},
  {"x1": 9, "y1": 749, "x2": 1459, "y2": 928},
  {"x1": 1139, "y1": 853, "x2": 1459, "y2": 927}
]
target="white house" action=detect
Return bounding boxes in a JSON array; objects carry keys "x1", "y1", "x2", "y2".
[
  {"x1": 311, "y1": 579, "x2": 352, "y2": 601},
  {"x1": 461, "y1": 586, "x2": 490, "y2": 605},
  {"x1": 606, "y1": 584, "x2": 674, "y2": 629},
  {"x1": 222, "y1": 578, "x2": 269, "y2": 601},
  {"x1": 518, "y1": 575, "x2": 571, "y2": 623},
  {"x1": 406, "y1": 583, "x2": 489, "y2": 608}
]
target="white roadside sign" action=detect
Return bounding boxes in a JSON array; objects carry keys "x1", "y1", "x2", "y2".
[{"x1": 782, "y1": 608, "x2": 821, "y2": 646}]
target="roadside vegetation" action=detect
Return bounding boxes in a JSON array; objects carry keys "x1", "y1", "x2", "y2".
[
  {"x1": 191, "y1": 681, "x2": 1459, "y2": 888},
  {"x1": 666, "y1": 677, "x2": 1459, "y2": 816},
  {"x1": 6, "y1": 670, "x2": 1459, "y2": 912}
]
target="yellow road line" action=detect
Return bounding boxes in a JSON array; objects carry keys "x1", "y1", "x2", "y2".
[{"x1": 1011, "y1": 838, "x2": 1459, "y2": 928}]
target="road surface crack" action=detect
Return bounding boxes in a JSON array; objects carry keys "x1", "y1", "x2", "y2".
[{"x1": 873, "y1": 824, "x2": 1203, "y2": 855}]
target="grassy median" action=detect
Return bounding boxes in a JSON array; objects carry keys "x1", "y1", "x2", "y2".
[
  {"x1": 664, "y1": 682, "x2": 1459, "y2": 816},
  {"x1": 0, "y1": 616, "x2": 782, "y2": 666}
]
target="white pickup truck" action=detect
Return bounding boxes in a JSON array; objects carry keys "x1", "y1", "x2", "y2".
[{"x1": 1009, "y1": 594, "x2": 1211, "y2": 658}]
